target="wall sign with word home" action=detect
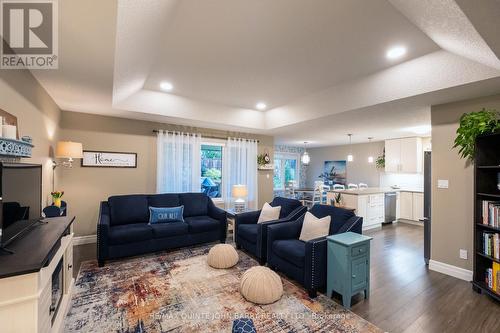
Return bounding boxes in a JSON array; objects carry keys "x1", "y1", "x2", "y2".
[{"x1": 81, "y1": 151, "x2": 137, "y2": 168}]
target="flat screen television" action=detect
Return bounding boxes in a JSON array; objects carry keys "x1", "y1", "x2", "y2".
[{"x1": 0, "y1": 162, "x2": 42, "y2": 249}]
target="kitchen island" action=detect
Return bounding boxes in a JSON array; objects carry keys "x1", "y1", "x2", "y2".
[{"x1": 327, "y1": 187, "x2": 424, "y2": 230}]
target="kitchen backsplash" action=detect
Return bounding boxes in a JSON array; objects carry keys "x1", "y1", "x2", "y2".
[{"x1": 379, "y1": 172, "x2": 424, "y2": 190}]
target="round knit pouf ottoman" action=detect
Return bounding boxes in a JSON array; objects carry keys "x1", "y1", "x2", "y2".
[
  {"x1": 207, "y1": 244, "x2": 239, "y2": 269},
  {"x1": 240, "y1": 266, "x2": 283, "y2": 304}
]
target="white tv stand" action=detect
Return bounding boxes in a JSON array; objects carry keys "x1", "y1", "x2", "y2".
[{"x1": 0, "y1": 216, "x2": 75, "y2": 333}]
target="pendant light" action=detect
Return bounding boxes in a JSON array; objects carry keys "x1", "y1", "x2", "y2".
[
  {"x1": 368, "y1": 137, "x2": 374, "y2": 163},
  {"x1": 301, "y1": 141, "x2": 310, "y2": 165},
  {"x1": 347, "y1": 134, "x2": 353, "y2": 162}
]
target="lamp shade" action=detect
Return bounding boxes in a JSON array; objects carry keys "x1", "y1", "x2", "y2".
[
  {"x1": 56, "y1": 141, "x2": 83, "y2": 159},
  {"x1": 301, "y1": 151, "x2": 310, "y2": 165},
  {"x1": 232, "y1": 184, "x2": 248, "y2": 198}
]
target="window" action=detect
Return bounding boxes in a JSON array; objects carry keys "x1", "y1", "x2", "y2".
[
  {"x1": 201, "y1": 143, "x2": 223, "y2": 199},
  {"x1": 273, "y1": 153, "x2": 299, "y2": 190}
]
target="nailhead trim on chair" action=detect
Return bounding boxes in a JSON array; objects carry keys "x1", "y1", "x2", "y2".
[{"x1": 311, "y1": 242, "x2": 315, "y2": 289}]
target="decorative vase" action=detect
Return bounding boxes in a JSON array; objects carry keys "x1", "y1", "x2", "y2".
[{"x1": 54, "y1": 198, "x2": 62, "y2": 208}]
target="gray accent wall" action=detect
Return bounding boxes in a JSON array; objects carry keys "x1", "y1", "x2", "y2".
[{"x1": 306, "y1": 141, "x2": 384, "y2": 187}]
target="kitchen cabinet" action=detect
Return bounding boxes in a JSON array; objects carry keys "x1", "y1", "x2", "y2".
[
  {"x1": 385, "y1": 137, "x2": 423, "y2": 173},
  {"x1": 341, "y1": 193, "x2": 384, "y2": 230},
  {"x1": 399, "y1": 191, "x2": 413, "y2": 220},
  {"x1": 412, "y1": 192, "x2": 424, "y2": 221},
  {"x1": 384, "y1": 139, "x2": 401, "y2": 173},
  {"x1": 398, "y1": 191, "x2": 424, "y2": 222}
]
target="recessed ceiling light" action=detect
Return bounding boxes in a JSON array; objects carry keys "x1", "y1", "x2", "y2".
[
  {"x1": 386, "y1": 46, "x2": 407, "y2": 60},
  {"x1": 160, "y1": 81, "x2": 173, "y2": 91},
  {"x1": 256, "y1": 102, "x2": 267, "y2": 110}
]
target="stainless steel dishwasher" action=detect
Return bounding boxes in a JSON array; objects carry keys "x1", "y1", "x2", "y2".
[{"x1": 384, "y1": 192, "x2": 397, "y2": 223}]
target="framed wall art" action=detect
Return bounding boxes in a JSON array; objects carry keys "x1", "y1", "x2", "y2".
[{"x1": 81, "y1": 150, "x2": 137, "y2": 168}]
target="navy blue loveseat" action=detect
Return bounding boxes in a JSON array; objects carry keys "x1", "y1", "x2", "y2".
[
  {"x1": 97, "y1": 193, "x2": 227, "y2": 266},
  {"x1": 267, "y1": 204, "x2": 363, "y2": 298}
]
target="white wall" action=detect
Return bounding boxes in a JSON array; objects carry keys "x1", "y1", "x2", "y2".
[{"x1": 306, "y1": 141, "x2": 384, "y2": 187}]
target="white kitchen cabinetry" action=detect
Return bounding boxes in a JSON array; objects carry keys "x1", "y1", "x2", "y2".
[
  {"x1": 384, "y1": 139, "x2": 401, "y2": 173},
  {"x1": 399, "y1": 191, "x2": 413, "y2": 220},
  {"x1": 385, "y1": 137, "x2": 423, "y2": 173},
  {"x1": 398, "y1": 191, "x2": 424, "y2": 222},
  {"x1": 412, "y1": 192, "x2": 424, "y2": 221},
  {"x1": 342, "y1": 193, "x2": 384, "y2": 230}
]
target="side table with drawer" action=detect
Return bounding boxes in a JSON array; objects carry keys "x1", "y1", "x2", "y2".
[{"x1": 326, "y1": 232, "x2": 373, "y2": 309}]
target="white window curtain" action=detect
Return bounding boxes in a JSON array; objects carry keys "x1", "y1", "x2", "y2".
[
  {"x1": 223, "y1": 138, "x2": 258, "y2": 209},
  {"x1": 156, "y1": 131, "x2": 201, "y2": 193}
]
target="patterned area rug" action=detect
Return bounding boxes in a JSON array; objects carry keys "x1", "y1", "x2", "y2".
[{"x1": 65, "y1": 244, "x2": 382, "y2": 333}]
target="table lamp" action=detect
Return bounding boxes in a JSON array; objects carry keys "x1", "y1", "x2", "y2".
[{"x1": 232, "y1": 184, "x2": 248, "y2": 213}]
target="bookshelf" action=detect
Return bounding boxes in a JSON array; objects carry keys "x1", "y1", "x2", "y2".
[{"x1": 472, "y1": 132, "x2": 500, "y2": 301}]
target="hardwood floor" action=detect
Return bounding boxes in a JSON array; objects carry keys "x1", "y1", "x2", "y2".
[
  {"x1": 73, "y1": 223, "x2": 500, "y2": 333},
  {"x1": 350, "y1": 223, "x2": 500, "y2": 333}
]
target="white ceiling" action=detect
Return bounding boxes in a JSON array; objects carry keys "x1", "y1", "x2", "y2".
[
  {"x1": 144, "y1": 0, "x2": 439, "y2": 110},
  {"x1": 29, "y1": 0, "x2": 500, "y2": 146}
]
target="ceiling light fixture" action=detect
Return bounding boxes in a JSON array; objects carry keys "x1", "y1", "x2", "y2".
[
  {"x1": 386, "y1": 46, "x2": 407, "y2": 60},
  {"x1": 347, "y1": 134, "x2": 353, "y2": 162},
  {"x1": 301, "y1": 142, "x2": 310, "y2": 165},
  {"x1": 368, "y1": 137, "x2": 374, "y2": 163},
  {"x1": 160, "y1": 81, "x2": 173, "y2": 91},
  {"x1": 256, "y1": 102, "x2": 267, "y2": 111}
]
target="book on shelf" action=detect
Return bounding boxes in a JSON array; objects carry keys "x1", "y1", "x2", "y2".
[
  {"x1": 485, "y1": 262, "x2": 500, "y2": 294},
  {"x1": 482, "y1": 232, "x2": 500, "y2": 259},
  {"x1": 482, "y1": 200, "x2": 500, "y2": 227}
]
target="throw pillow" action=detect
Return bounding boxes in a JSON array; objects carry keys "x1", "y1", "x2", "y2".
[
  {"x1": 149, "y1": 206, "x2": 184, "y2": 224},
  {"x1": 257, "y1": 202, "x2": 281, "y2": 223},
  {"x1": 299, "y1": 211, "x2": 331, "y2": 241}
]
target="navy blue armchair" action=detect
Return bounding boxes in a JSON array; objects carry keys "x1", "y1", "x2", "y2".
[
  {"x1": 97, "y1": 193, "x2": 227, "y2": 266},
  {"x1": 235, "y1": 197, "x2": 307, "y2": 264},
  {"x1": 266, "y1": 204, "x2": 363, "y2": 298}
]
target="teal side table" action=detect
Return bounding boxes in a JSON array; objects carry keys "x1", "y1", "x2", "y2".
[{"x1": 327, "y1": 232, "x2": 373, "y2": 309}]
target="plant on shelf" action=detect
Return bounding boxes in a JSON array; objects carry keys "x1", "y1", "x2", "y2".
[
  {"x1": 51, "y1": 190, "x2": 64, "y2": 208},
  {"x1": 332, "y1": 193, "x2": 343, "y2": 207},
  {"x1": 454, "y1": 108, "x2": 500, "y2": 161},
  {"x1": 375, "y1": 148, "x2": 385, "y2": 169}
]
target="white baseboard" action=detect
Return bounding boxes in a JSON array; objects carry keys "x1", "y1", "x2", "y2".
[
  {"x1": 73, "y1": 235, "x2": 96, "y2": 246},
  {"x1": 429, "y1": 259, "x2": 473, "y2": 282}
]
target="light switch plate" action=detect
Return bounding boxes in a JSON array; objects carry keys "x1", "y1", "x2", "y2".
[
  {"x1": 438, "y1": 179, "x2": 449, "y2": 189},
  {"x1": 460, "y1": 249, "x2": 468, "y2": 260}
]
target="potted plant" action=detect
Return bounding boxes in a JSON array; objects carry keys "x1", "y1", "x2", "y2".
[
  {"x1": 376, "y1": 148, "x2": 385, "y2": 170},
  {"x1": 51, "y1": 190, "x2": 64, "y2": 208},
  {"x1": 453, "y1": 108, "x2": 500, "y2": 161},
  {"x1": 332, "y1": 193, "x2": 343, "y2": 207}
]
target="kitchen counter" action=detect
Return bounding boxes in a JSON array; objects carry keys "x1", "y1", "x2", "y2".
[{"x1": 328, "y1": 187, "x2": 423, "y2": 195}]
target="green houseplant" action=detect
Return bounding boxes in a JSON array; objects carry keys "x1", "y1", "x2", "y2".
[
  {"x1": 453, "y1": 108, "x2": 500, "y2": 161},
  {"x1": 375, "y1": 149, "x2": 385, "y2": 169},
  {"x1": 332, "y1": 192, "x2": 343, "y2": 207}
]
